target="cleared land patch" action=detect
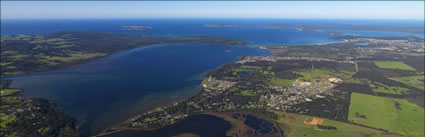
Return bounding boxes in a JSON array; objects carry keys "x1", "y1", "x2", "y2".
[
  {"x1": 303, "y1": 117, "x2": 324, "y2": 125},
  {"x1": 374, "y1": 61, "x2": 416, "y2": 71},
  {"x1": 349, "y1": 93, "x2": 424, "y2": 137}
]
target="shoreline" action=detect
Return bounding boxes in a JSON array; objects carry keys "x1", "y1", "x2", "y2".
[
  {"x1": 96, "y1": 85, "x2": 202, "y2": 136},
  {"x1": 1, "y1": 32, "x2": 251, "y2": 77},
  {"x1": 93, "y1": 44, "x2": 274, "y2": 136},
  {"x1": 1, "y1": 43, "x2": 170, "y2": 79},
  {"x1": 253, "y1": 39, "x2": 348, "y2": 48},
  {"x1": 1, "y1": 42, "x2": 250, "y2": 79}
]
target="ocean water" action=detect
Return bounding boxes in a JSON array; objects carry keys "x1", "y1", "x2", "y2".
[
  {"x1": 2, "y1": 19, "x2": 424, "y2": 136},
  {"x1": 2, "y1": 19, "x2": 423, "y2": 44}
]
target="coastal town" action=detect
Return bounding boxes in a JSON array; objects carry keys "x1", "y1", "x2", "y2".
[
  {"x1": 347, "y1": 37, "x2": 425, "y2": 53},
  {"x1": 122, "y1": 57, "x2": 354, "y2": 130},
  {"x1": 236, "y1": 56, "x2": 355, "y2": 64}
]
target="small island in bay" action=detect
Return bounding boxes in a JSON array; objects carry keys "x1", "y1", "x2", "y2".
[
  {"x1": 122, "y1": 26, "x2": 152, "y2": 31},
  {"x1": 203, "y1": 24, "x2": 241, "y2": 28}
]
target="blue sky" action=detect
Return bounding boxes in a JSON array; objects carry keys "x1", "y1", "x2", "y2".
[{"x1": 1, "y1": 1, "x2": 424, "y2": 20}]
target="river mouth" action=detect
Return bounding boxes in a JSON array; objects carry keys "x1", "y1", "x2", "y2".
[{"x1": 8, "y1": 44, "x2": 270, "y2": 136}]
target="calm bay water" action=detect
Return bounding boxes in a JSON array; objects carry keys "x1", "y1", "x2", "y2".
[
  {"x1": 1, "y1": 19, "x2": 424, "y2": 136},
  {"x1": 7, "y1": 44, "x2": 270, "y2": 136}
]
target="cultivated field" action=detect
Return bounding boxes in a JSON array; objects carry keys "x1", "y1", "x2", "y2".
[
  {"x1": 296, "y1": 69, "x2": 354, "y2": 82},
  {"x1": 374, "y1": 61, "x2": 416, "y2": 71}
]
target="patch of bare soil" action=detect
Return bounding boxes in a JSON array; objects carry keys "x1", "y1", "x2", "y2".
[{"x1": 303, "y1": 117, "x2": 324, "y2": 125}]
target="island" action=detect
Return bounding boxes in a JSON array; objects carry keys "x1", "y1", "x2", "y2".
[
  {"x1": 122, "y1": 26, "x2": 152, "y2": 31},
  {"x1": 203, "y1": 24, "x2": 242, "y2": 28},
  {"x1": 99, "y1": 36, "x2": 424, "y2": 137},
  {"x1": 204, "y1": 23, "x2": 425, "y2": 34}
]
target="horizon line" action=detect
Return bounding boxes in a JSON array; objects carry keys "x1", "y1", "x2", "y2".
[{"x1": 2, "y1": 17, "x2": 424, "y2": 21}]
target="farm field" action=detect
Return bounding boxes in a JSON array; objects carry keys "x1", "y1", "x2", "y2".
[
  {"x1": 394, "y1": 76, "x2": 425, "y2": 91},
  {"x1": 274, "y1": 112, "x2": 399, "y2": 137},
  {"x1": 370, "y1": 82, "x2": 409, "y2": 95},
  {"x1": 348, "y1": 93, "x2": 424, "y2": 137},
  {"x1": 240, "y1": 65, "x2": 262, "y2": 70},
  {"x1": 344, "y1": 78, "x2": 370, "y2": 84},
  {"x1": 270, "y1": 78, "x2": 295, "y2": 87},
  {"x1": 374, "y1": 61, "x2": 416, "y2": 71},
  {"x1": 296, "y1": 69, "x2": 353, "y2": 82}
]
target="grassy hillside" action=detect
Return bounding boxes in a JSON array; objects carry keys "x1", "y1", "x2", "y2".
[{"x1": 349, "y1": 93, "x2": 424, "y2": 137}]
